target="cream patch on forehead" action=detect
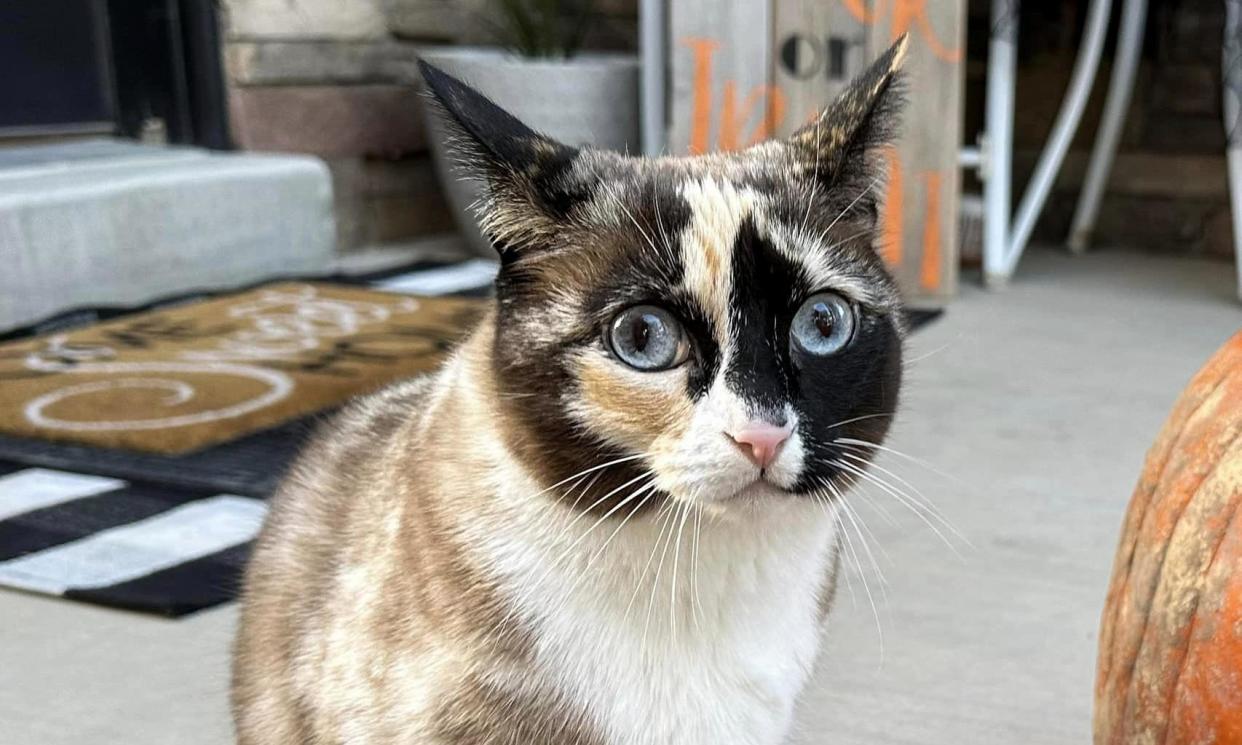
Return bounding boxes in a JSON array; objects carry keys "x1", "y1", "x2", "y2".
[
  {"x1": 765, "y1": 220, "x2": 886, "y2": 307},
  {"x1": 678, "y1": 178, "x2": 761, "y2": 338}
]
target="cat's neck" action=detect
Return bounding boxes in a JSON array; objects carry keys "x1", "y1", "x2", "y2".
[{"x1": 463, "y1": 422, "x2": 838, "y2": 745}]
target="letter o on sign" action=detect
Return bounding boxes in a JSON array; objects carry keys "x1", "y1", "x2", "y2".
[{"x1": 780, "y1": 34, "x2": 822, "y2": 80}]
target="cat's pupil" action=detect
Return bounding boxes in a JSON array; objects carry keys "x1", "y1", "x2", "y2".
[
  {"x1": 813, "y1": 305, "x2": 834, "y2": 337},
  {"x1": 631, "y1": 316, "x2": 651, "y2": 352}
]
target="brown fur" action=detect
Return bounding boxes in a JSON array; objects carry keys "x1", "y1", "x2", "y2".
[
  {"x1": 574, "y1": 353, "x2": 694, "y2": 447},
  {"x1": 233, "y1": 321, "x2": 605, "y2": 744}
]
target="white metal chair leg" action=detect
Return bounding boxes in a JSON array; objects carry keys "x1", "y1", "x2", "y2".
[
  {"x1": 1224, "y1": 0, "x2": 1242, "y2": 301},
  {"x1": 1068, "y1": 0, "x2": 1148, "y2": 254},
  {"x1": 1226, "y1": 151, "x2": 1242, "y2": 301},
  {"x1": 983, "y1": 0, "x2": 1114, "y2": 286},
  {"x1": 1003, "y1": 0, "x2": 1113, "y2": 277},
  {"x1": 983, "y1": 0, "x2": 1018, "y2": 287}
]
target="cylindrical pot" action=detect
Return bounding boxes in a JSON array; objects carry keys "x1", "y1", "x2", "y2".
[{"x1": 419, "y1": 47, "x2": 640, "y2": 256}]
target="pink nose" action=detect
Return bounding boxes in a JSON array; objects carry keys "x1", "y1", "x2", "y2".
[{"x1": 727, "y1": 422, "x2": 792, "y2": 469}]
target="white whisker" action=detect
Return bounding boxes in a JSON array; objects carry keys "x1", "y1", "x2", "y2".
[
  {"x1": 799, "y1": 110, "x2": 826, "y2": 235},
  {"x1": 831, "y1": 458, "x2": 964, "y2": 558},
  {"x1": 605, "y1": 181, "x2": 665, "y2": 264},
  {"x1": 653, "y1": 175, "x2": 677, "y2": 257},
  {"x1": 550, "y1": 472, "x2": 658, "y2": 568},
  {"x1": 583, "y1": 485, "x2": 659, "y2": 568},
  {"x1": 560, "y1": 484, "x2": 659, "y2": 599},
  {"x1": 532, "y1": 453, "x2": 648, "y2": 503},
  {"x1": 669, "y1": 500, "x2": 694, "y2": 640},
  {"x1": 624, "y1": 501, "x2": 677, "y2": 627},
  {"x1": 567, "y1": 469, "x2": 604, "y2": 513},
  {"x1": 690, "y1": 506, "x2": 705, "y2": 631},
  {"x1": 835, "y1": 488, "x2": 894, "y2": 570},
  {"x1": 642, "y1": 500, "x2": 681, "y2": 646},
  {"x1": 834, "y1": 437, "x2": 963, "y2": 486},
  {"x1": 837, "y1": 480, "x2": 899, "y2": 526},
  {"x1": 822, "y1": 174, "x2": 882, "y2": 239},
  {"x1": 833, "y1": 506, "x2": 884, "y2": 662},
  {"x1": 825, "y1": 412, "x2": 895, "y2": 430},
  {"x1": 837, "y1": 450, "x2": 965, "y2": 542},
  {"x1": 903, "y1": 339, "x2": 956, "y2": 367}
]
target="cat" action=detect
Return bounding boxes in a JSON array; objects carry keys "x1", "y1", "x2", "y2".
[{"x1": 232, "y1": 35, "x2": 909, "y2": 745}]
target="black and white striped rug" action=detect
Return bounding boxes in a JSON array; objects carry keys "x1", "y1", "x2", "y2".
[{"x1": 0, "y1": 461, "x2": 264, "y2": 615}]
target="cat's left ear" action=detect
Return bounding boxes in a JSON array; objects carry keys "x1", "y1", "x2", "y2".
[
  {"x1": 419, "y1": 60, "x2": 582, "y2": 256},
  {"x1": 786, "y1": 34, "x2": 909, "y2": 212}
]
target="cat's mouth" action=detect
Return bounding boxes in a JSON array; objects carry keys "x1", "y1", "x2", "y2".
[{"x1": 727, "y1": 474, "x2": 795, "y2": 502}]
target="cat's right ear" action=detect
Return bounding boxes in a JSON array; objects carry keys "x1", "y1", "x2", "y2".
[
  {"x1": 785, "y1": 35, "x2": 908, "y2": 229},
  {"x1": 419, "y1": 61, "x2": 581, "y2": 257}
]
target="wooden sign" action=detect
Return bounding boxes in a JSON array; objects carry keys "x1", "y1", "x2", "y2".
[{"x1": 669, "y1": 0, "x2": 964, "y2": 306}]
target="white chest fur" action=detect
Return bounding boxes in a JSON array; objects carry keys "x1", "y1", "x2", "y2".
[{"x1": 472, "y1": 476, "x2": 840, "y2": 745}]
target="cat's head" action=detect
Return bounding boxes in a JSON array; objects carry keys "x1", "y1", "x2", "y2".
[{"x1": 421, "y1": 37, "x2": 907, "y2": 513}]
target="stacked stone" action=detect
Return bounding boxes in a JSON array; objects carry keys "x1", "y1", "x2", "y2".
[{"x1": 222, "y1": 0, "x2": 468, "y2": 253}]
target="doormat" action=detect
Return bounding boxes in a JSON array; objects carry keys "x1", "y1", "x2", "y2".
[{"x1": 0, "y1": 283, "x2": 483, "y2": 454}]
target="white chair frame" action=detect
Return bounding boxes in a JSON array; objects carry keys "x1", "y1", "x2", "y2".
[{"x1": 981, "y1": 0, "x2": 1242, "y2": 300}]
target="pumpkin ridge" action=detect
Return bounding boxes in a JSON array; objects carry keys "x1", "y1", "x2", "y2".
[
  {"x1": 1120, "y1": 400, "x2": 1242, "y2": 739},
  {"x1": 1108, "y1": 366, "x2": 1238, "y2": 638},
  {"x1": 1107, "y1": 376, "x2": 1239, "y2": 730},
  {"x1": 1161, "y1": 455, "x2": 1242, "y2": 745}
]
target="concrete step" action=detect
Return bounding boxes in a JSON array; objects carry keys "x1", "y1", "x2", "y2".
[{"x1": 0, "y1": 139, "x2": 334, "y2": 331}]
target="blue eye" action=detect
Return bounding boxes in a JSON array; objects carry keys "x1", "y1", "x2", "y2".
[
  {"x1": 608, "y1": 305, "x2": 686, "y2": 371},
  {"x1": 791, "y1": 292, "x2": 856, "y2": 356}
]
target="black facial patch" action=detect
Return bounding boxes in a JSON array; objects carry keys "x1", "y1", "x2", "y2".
[
  {"x1": 792, "y1": 306, "x2": 902, "y2": 493},
  {"x1": 723, "y1": 218, "x2": 903, "y2": 494},
  {"x1": 725, "y1": 218, "x2": 805, "y2": 416}
]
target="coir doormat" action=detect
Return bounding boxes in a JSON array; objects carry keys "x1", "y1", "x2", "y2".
[{"x1": 0, "y1": 283, "x2": 483, "y2": 454}]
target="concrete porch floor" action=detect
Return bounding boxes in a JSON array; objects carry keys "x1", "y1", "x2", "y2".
[{"x1": 2, "y1": 247, "x2": 1239, "y2": 744}]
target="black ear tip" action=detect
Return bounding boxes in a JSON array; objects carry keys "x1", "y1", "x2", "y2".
[{"x1": 417, "y1": 58, "x2": 460, "y2": 101}]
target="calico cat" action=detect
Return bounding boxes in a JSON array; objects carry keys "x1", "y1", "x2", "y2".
[{"x1": 233, "y1": 35, "x2": 909, "y2": 745}]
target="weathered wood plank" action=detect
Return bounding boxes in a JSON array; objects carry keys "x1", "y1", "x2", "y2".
[
  {"x1": 667, "y1": 0, "x2": 773, "y2": 154},
  {"x1": 228, "y1": 85, "x2": 427, "y2": 157},
  {"x1": 862, "y1": 2, "x2": 964, "y2": 302}
]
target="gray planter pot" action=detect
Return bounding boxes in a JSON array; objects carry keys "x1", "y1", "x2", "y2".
[{"x1": 419, "y1": 47, "x2": 640, "y2": 256}]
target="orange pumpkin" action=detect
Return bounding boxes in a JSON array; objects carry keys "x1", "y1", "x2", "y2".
[{"x1": 1096, "y1": 331, "x2": 1242, "y2": 744}]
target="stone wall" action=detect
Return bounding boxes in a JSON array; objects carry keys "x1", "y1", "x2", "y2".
[
  {"x1": 220, "y1": 0, "x2": 637, "y2": 255},
  {"x1": 220, "y1": 0, "x2": 463, "y2": 253}
]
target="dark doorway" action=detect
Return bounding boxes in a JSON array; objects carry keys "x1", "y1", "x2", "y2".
[
  {"x1": 0, "y1": 1, "x2": 117, "y2": 137},
  {"x1": 0, "y1": 0, "x2": 230, "y2": 148}
]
